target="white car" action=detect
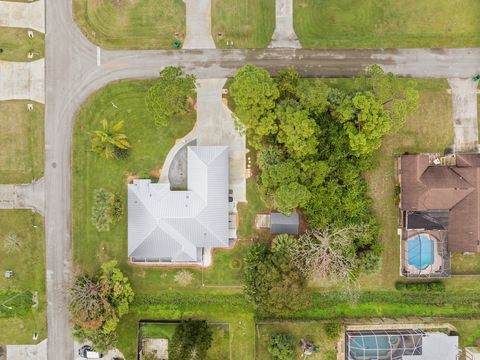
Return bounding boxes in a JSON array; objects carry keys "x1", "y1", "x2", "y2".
[{"x1": 78, "y1": 345, "x2": 103, "y2": 359}]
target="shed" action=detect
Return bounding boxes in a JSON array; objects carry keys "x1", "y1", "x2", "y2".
[{"x1": 270, "y1": 212, "x2": 299, "y2": 235}]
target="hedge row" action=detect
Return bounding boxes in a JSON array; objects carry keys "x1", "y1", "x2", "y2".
[{"x1": 395, "y1": 281, "x2": 446, "y2": 292}]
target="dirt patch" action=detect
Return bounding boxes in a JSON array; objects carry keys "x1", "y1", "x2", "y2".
[
  {"x1": 150, "y1": 167, "x2": 161, "y2": 178},
  {"x1": 127, "y1": 175, "x2": 139, "y2": 183},
  {"x1": 110, "y1": 0, "x2": 139, "y2": 8}
]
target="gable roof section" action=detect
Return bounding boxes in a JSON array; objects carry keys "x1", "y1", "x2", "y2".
[
  {"x1": 400, "y1": 154, "x2": 480, "y2": 253},
  {"x1": 128, "y1": 146, "x2": 229, "y2": 261}
]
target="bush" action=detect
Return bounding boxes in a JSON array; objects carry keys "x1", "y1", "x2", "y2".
[
  {"x1": 268, "y1": 334, "x2": 295, "y2": 360},
  {"x1": 91, "y1": 189, "x2": 123, "y2": 232},
  {"x1": 324, "y1": 322, "x2": 341, "y2": 339},
  {"x1": 113, "y1": 146, "x2": 129, "y2": 160},
  {"x1": 395, "y1": 281, "x2": 445, "y2": 292}
]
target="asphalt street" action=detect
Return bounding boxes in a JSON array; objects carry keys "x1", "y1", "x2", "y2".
[{"x1": 44, "y1": 1, "x2": 480, "y2": 359}]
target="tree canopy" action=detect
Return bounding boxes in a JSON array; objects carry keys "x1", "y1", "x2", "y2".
[
  {"x1": 145, "y1": 66, "x2": 196, "y2": 127},
  {"x1": 69, "y1": 260, "x2": 134, "y2": 351},
  {"x1": 169, "y1": 320, "x2": 213, "y2": 360}
]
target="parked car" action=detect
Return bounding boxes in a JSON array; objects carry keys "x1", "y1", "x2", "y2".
[{"x1": 78, "y1": 345, "x2": 103, "y2": 359}]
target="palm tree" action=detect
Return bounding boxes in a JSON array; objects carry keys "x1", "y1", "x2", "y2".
[{"x1": 91, "y1": 119, "x2": 130, "y2": 159}]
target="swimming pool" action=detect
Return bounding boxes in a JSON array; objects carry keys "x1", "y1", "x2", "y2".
[
  {"x1": 407, "y1": 234, "x2": 434, "y2": 270},
  {"x1": 349, "y1": 335, "x2": 391, "y2": 358}
]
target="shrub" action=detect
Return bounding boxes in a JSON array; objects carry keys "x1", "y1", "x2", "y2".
[
  {"x1": 395, "y1": 281, "x2": 445, "y2": 292},
  {"x1": 324, "y1": 321, "x2": 341, "y2": 339},
  {"x1": 174, "y1": 270, "x2": 193, "y2": 287},
  {"x1": 268, "y1": 334, "x2": 295, "y2": 360},
  {"x1": 91, "y1": 189, "x2": 123, "y2": 232}
]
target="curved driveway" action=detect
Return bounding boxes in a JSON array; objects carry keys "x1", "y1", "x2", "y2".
[{"x1": 45, "y1": 1, "x2": 480, "y2": 359}]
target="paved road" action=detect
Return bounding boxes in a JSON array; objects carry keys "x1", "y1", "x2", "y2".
[{"x1": 45, "y1": 1, "x2": 480, "y2": 359}]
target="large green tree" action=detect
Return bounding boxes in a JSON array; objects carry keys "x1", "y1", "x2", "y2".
[
  {"x1": 69, "y1": 261, "x2": 134, "y2": 352},
  {"x1": 145, "y1": 66, "x2": 196, "y2": 127},
  {"x1": 169, "y1": 320, "x2": 213, "y2": 360},
  {"x1": 274, "y1": 182, "x2": 311, "y2": 215},
  {"x1": 243, "y1": 240, "x2": 310, "y2": 315},
  {"x1": 230, "y1": 64, "x2": 280, "y2": 148}
]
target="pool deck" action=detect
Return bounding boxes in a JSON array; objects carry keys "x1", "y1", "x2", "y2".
[{"x1": 405, "y1": 234, "x2": 443, "y2": 275}]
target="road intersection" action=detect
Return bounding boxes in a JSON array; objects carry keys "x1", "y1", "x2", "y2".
[{"x1": 40, "y1": 1, "x2": 479, "y2": 359}]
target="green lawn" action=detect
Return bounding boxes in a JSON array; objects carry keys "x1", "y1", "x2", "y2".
[
  {"x1": 0, "y1": 210, "x2": 46, "y2": 344},
  {"x1": 212, "y1": 0, "x2": 275, "y2": 48},
  {"x1": 0, "y1": 28, "x2": 44, "y2": 62},
  {"x1": 73, "y1": 0, "x2": 185, "y2": 49},
  {"x1": 0, "y1": 101, "x2": 44, "y2": 183},
  {"x1": 294, "y1": 0, "x2": 480, "y2": 48},
  {"x1": 451, "y1": 253, "x2": 480, "y2": 274},
  {"x1": 256, "y1": 321, "x2": 339, "y2": 360},
  {"x1": 139, "y1": 322, "x2": 230, "y2": 359},
  {"x1": 451, "y1": 320, "x2": 480, "y2": 348}
]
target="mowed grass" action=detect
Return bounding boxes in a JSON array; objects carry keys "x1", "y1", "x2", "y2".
[
  {"x1": 0, "y1": 28, "x2": 44, "y2": 62},
  {"x1": 256, "y1": 321, "x2": 339, "y2": 360},
  {"x1": 0, "y1": 101, "x2": 44, "y2": 183},
  {"x1": 451, "y1": 253, "x2": 480, "y2": 274},
  {"x1": 0, "y1": 210, "x2": 46, "y2": 344},
  {"x1": 294, "y1": 0, "x2": 480, "y2": 48},
  {"x1": 73, "y1": 0, "x2": 185, "y2": 49},
  {"x1": 360, "y1": 79, "x2": 453, "y2": 290},
  {"x1": 212, "y1": 0, "x2": 275, "y2": 48}
]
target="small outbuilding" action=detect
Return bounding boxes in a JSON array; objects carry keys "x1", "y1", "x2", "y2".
[{"x1": 270, "y1": 212, "x2": 299, "y2": 235}]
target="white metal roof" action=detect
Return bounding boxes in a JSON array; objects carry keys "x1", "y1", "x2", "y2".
[{"x1": 128, "y1": 146, "x2": 229, "y2": 262}]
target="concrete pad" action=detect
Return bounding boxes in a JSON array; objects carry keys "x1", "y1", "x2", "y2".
[
  {"x1": 0, "y1": 177, "x2": 44, "y2": 214},
  {"x1": 448, "y1": 78, "x2": 479, "y2": 153},
  {"x1": 183, "y1": 0, "x2": 215, "y2": 49},
  {"x1": 160, "y1": 79, "x2": 246, "y2": 202},
  {"x1": 6, "y1": 339, "x2": 47, "y2": 360},
  {"x1": 0, "y1": 59, "x2": 44, "y2": 103},
  {"x1": 0, "y1": 0, "x2": 45, "y2": 33},
  {"x1": 269, "y1": 0, "x2": 301, "y2": 48}
]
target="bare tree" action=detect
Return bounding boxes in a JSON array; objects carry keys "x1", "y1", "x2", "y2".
[
  {"x1": 3, "y1": 231, "x2": 21, "y2": 253},
  {"x1": 291, "y1": 226, "x2": 365, "y2": 283},
  {"x1": 174, "y1": 270, "x2": 193, "y2": 287}
]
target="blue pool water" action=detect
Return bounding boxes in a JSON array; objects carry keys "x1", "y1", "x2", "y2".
[
  {"x1": 407, "y1": 234, "x2": 434, "y2": 270},
  {"x1": 349, "y1": 335, "x2": 391, "y2": 358}
]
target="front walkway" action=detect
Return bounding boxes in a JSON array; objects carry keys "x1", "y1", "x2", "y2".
[
  {"x1": 448, "y1": 78, "x2": 479, "y2": 153},
  {"x1": 269, "y1": 0, "x2": 301, "y2": 48},
  {"x1": 183, "y1": 0, "x2": 215, "y2": 49},
  {"x1": 0, "y1": 177, "x2": 44, "y2": 214},
  {"x1": 0, "y1": 59, "x2": 45, "y2": 103},
  {"x1": 160, "y1": 79, "x2": 246, "y2": 202},
  {"x1": 0, "y1": 0, "x2": 45, "y2": 33}
]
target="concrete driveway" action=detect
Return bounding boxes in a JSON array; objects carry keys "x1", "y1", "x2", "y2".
[
  {"x1": 160, "y1": 79, "x2": 246, "y2": 202},
  {"x1": 269, "y1": 0, "x2": 301, "y2": 48},
  {"x1": 448, "y1": 78, "x2": 479, "y2": 152},
  {"x1": 183, "y1": 0, "x2": 215, "y2": 49},
  {"x1": 0, "y1": 59, "x2": 44, "y2": 103},
  {"x1": 0, "y1": 178, "x2": 44, "y2": 214},
  {"x1": 0, "y1": 0, "x2": 45, "y2": 33},
  {"x1": 6, "y1": 339, "x2": 47, "y2": 360}
]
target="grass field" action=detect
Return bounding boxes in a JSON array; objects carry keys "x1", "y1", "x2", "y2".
[
  {"x1": 294, "y1": 0, "x2": 480, "y2": 48},
  {"x1": 211, "y1": 0, "x2": 275, "y2": 48},
  {"x1": 256, "y1": 321, "x2": 339, "y2": 360},
  {"x1": 0, "y1": 210, "x2": 46, "y2": 344},
  {"x1": 0, "y1": 101, "x2": 44, "y2": 183},
  {"x1": 0, "y1": 28, "x2": 44, "y2": 62},
  {"x1": 451, "y1": 253, "x2": 480, "y2": 274},
  {"x1": 73, "y1": 0, "x2": 185, "y2": 49}
]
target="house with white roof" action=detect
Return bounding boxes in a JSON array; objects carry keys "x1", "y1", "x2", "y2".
[{"x1": 128, "y1": 145, "x2": 236, "y2": 266}]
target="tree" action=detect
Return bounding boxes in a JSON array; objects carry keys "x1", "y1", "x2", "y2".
[
  {"x1": 145, "y1": 66, "x2": 196, "y2": 127},
  {"x1": 276, "y1": 103, "x2": 320, "y2": 159},
  {"x1": 91, "y1": 189, "x2": 123, "y2": 232},
  {"x1": 69, "y1": 260, "x2": 134, "y2": 352},
  {"x1": 275, "y1": 67, "x2": 300, "y2": 100},
  {"x1": 291, "y1": 227, "x2": 365, "y2": 283},
  {"x1": 91, "y1": 119, "x2": 130, "y2": 160},
  {"x1": 274, "y1": 182, "x2": 311, "y2": 216},
  {"x1": 364, "y1": 64, "x2": 419, "y2": 131},
  {"x1": 260, "y1": 160, "x2": 301, "y2": 195},
  {"x1": 169, "y1": 320, "x2": 213, "y2": 360},
  {"x1": 297, "y1": 79, "x2": 330, "y2": 114},
  {"x1": 243, "y1": 240, "x2": 310, "y2": 315},
  {"x1": 256, "y1": 145, "x2": 286, "y2": 170},
  {"x1": 337, "y1": 92, "x2": 393, "y2": 156},
  {"x1": 230, "y1": 64, "x2": 280, "y2": 148},
  {"x1": 268, "y1": 334, "x2": 295, "y2": 360}
]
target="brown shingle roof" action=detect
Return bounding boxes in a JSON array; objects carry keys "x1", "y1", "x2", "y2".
[{"x1": 400, "y1": 154, "x2": 480, "y2": 253}]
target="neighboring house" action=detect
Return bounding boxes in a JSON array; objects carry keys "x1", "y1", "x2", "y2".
[
  {"x1": 346, "y1": 329, "x2": 459, "y2": 360},
  {"x1": 128, "y1": 146, "x2": 236, "y2": 266},
  {"x1": 398, "y1": 153, "x2": 480, "y2": 277}
]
